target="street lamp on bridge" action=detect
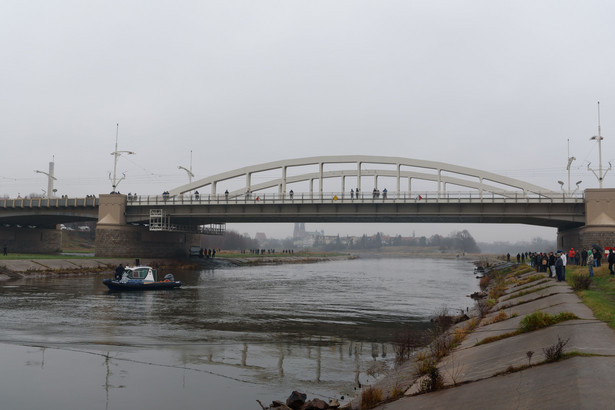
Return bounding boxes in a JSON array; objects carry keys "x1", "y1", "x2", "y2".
[
  {"x1": 587, "y1": 102, "x2": 611, "y2": 188},
  {"x1": 109, "y1": 123, "x2": 135, "y2": 193},
  {"x1": 35, "y1": 157, "x2": 57, "y2": 198},
  {"x1": 34, "y1": 169, "x2": 57, "y2": 198},
  {"x1": 178, "y1": 150, "x2": 195, "y2": 189}
]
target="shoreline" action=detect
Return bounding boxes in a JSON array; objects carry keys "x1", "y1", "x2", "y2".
[
  {"x1": 0, "y1": 251, "x2": 496, "y2": 280},
  {"x1": 354, "y1": 263, "x2": 615, "y2": 410},
  {"x1": 0, "y1": 253, "x2": 357, "y2": 280}
]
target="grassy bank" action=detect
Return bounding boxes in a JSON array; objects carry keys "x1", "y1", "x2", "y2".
[
  {"x1": 565, "y1": 263, "x2": 615, "y2": 329},
  {"x1": 0, "y1": 253, "x2": 98, "y2": 260}
]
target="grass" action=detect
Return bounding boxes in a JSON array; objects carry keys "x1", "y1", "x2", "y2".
[
  {"x1": 506, "y1": 285, "x2": 551, "y2": 300},
  {"x1": 475, "y1": 310, "x2": 578, "y2": 346},
  {"x1": 361, "y1": 386, "x2": 384, "y2": 408},
  {"x1": 519, "y1": 311, "x2": 578, "y2": 332},
  {"x1": 0, "y1": 253, "x2": 98, "y2": 260},
  {"x1": 567, "y1": 265, "x2": 615, "y2": 329}
]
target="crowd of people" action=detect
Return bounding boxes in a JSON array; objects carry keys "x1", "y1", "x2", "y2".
[
  {"x1": 241, "y1": 249, "x2": 293, "y2": 255},
  {"x1": 507, "y1": 247, "x2": 615, "y2": 281}
]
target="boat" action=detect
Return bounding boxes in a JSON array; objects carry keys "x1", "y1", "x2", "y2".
[{"x1": 103, "y1": 265, "x2": 182, "y2": 291}]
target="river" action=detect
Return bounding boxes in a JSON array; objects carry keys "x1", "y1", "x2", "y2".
[{"x1": 0, "y1": 257, "x2": 479, "y2": 409}]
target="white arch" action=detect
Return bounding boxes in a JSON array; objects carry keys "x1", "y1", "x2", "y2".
[{"x1": 167, "y1": 155, "x2": 555, "y2": 198}]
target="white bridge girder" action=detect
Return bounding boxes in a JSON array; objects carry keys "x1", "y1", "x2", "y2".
[{"x1": 168, "y1": 155, "x2": 556, "y2": 199}]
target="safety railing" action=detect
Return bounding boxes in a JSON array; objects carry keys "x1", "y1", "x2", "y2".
[
  {"x1": 0, "y1": 196, "x2": 99, "y2": 208},
  {"x1": 126, "y1": 190, "x2": 585, "y2": 206}
]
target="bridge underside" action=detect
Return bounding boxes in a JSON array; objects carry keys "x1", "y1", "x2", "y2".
[{"x1": 125, "y1": 202, "x2": 585, "y2": 230}]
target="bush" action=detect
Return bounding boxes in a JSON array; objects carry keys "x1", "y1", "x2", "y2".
[
  {"x1": 519, "y1": 311, "x2": 578, "y2": 333},
  {"x1": 451, "y1": 317, "x2": 479, "y2": 346},
  {"x1": 430, "y1": 332, "x2": 453, "y2": 359},
  {"x1": 483, "y1": 310, "x2": 508, "y2": 325},
  {"x1": 476, "y1": 298, "x2": 491, "y2": 318},
  {"x1": 361, "y1": 386, "x2": 383, "y2": 408},
  {"x1": 571, "y1": 274, "x2": 592, "y2": 291},
  {"x1": 414, "y1": 352, "x2": 437, "y2": 377},
  {"x1": 543, "y1": 336, "x2": 570, "y2": 362},
  {"x1": 488, "y1": 284, "x2": 507, "y2": 300},
  {"x1": 479, "y1": 275, "x2": 491, "y2": 289},
  {"x1": 418, "y1": 364, "x2": 444, "y2": 393},
  {"x1": 393, "y1": 329, "x2": 422, "y2": 365}
]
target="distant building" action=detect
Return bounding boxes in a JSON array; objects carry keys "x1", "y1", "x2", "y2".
[
  {"x1": 293, "y1": 223, "x2": 306, "y2": 239},
  {"x1": 255, "y1": 232, "x2": 267, "y2": 242}
]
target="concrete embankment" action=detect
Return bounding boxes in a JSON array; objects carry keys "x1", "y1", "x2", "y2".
[
  {"x1": 368, "y1": 267, "x2": 615, "y2": 410},
  {"x1": 0, "y1": 258, "x2": 180, "y2": 280},
  {"x1": 0, "y1": 254, "x2": 354, "y2": 280}
]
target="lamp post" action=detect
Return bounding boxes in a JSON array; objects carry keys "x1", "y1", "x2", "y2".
[
  {"x1": 565, "y1": 139, "x2": 576, "y2": 194},
  {"x1": 178, "y1": 150, "x2": 195, "y2": 197},
  {"x1": 35, "y1": 158, "x2": 57, "y2": 198},
  {"x1": 572, "y1": 180, "x2": 583, "y2": 195},
  {"x1": 178, "y1": 150, "x2": 194, "y2": 184},
  {"x1": 588, "y1": 102, "x2": 611, "y2": 188},
  {"x1": 109, "y1": 124, "x2": 135, "y2": 193}
]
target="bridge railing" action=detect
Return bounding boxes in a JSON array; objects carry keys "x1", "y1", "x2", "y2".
[
  {"x1": 0, "y1": 197, "x2": 99, "y2": 208},
  {"x1": 126, "y1": 191, "x2": 585, "y2": 205}
]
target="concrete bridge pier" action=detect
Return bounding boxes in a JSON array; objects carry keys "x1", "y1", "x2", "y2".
[
  {"x1": 95, "y1": 194, "x2": 201, "y2": 258},
  {"x1": 558, "y1": 189, "x2": 615, "y2": 252},
  {"x1": 0, "y1": 226, "x2": 62, "y2": 254}
]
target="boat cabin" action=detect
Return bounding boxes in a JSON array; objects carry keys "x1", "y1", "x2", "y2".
[{"x1": 124, "y1": 266, "x2": 157, "y2": 283}]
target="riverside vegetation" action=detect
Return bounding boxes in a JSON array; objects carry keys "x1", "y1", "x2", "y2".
[{"x1": 337, "y1": 258, "x2": 615, "y2": 410}]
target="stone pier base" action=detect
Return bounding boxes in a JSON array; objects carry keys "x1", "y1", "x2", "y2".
[
  {"x1": 558, "y1": 226, "x2": 615, "y2": 251},
  {"x1": 558, "y1": 188, "x2": 615, "y2": 251},
  {"x1": 94, "y1": 193, "x2": 202, "y2": 258},
  {"x1": 0, "y1": 227, "x2": 62, "y2": 254},
  {"x1": 95, "y1": 225, "x2": 202, "y2": 258}
]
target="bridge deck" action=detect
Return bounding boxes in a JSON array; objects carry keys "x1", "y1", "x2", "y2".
[{"x1": 124, "y1": 193, "x2": 585, "y2": 229}]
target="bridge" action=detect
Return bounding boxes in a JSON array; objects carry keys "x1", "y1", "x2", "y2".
[{"x1": 0, "y1": 155, "x2": 611, "y2": 257}]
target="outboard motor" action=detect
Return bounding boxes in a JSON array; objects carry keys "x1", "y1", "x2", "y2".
[{"x1": 163, "y1": 274, "x2": 175, "y2": 282}]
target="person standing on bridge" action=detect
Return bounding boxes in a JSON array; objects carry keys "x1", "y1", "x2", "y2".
[{"x1": 350, "y1": 189, "x2": 354, "y2": 199}]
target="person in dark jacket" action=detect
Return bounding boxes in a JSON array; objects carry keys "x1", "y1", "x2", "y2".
[
  {"x1": 608, "y1": 249, "x2": 615, "y2": 275},
  {"x1": 114, "y1": 264, "x2": 124, "y2": 281},
  {"x1": 581, "y1": 249, "x2": 588, "y2": 266},
  {"x1": 594, "y1": 247, "x2": 602, "y2": 267},
  {"x1": 555, "y1": 253, "x2": 564, "y2": 281},
  {"x1": 548, "y1": 252, "x2": 556, "y2": 278}
]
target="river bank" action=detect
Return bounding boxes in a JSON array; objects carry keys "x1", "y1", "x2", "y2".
[
  {"x1": 353, "y1": 264, "x2": 615, "y2": 409},
  {"x1": 0, "y1": 253, "x2": 356, "y2": 280}
]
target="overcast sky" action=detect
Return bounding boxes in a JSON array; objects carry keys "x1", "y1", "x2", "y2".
[{"x1": 2, "y1": 1, "x2": 614, "y2": 242}]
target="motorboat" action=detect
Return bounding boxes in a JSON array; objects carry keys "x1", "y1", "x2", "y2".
[{"x1": 103, "y1": 265, "x2": 182, "y2": 291}]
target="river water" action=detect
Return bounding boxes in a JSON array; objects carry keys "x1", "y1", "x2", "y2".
[{"x1": 0, "y1": 257, "x2": 478, "y2": 409}]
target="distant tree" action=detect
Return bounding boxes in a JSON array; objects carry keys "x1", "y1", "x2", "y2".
[
  {"x1": 452, "y1": 230, "x2": 481, "y2": 253},
  {"x1": 204, "y1": 230, "x2": 259, "y2": 250}
]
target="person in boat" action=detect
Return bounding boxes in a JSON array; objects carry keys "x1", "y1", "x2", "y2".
[{"x1": 114, "y1": 264, "x2": 124, "y2": 281}]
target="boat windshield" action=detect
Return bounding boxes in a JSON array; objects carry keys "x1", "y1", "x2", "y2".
[{"x1": 127, "y1": 268, "x2": 156, "y2": 280}]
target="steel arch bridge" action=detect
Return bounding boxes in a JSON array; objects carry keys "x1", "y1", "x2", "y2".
[{"x1": 168, "y1": 155, "x2": 556, "y2": 199}]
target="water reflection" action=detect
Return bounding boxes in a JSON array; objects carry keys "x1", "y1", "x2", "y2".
[{"x1": 0, "y1": 258, "x2": 478, "y2": 409}]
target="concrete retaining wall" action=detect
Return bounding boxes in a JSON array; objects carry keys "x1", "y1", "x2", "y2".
[
  {"x1": 0, "y1": 227, "x2": 62, "y2": 254},
  {"x1": 95, "y1": 225, "x2": 201, "y2": 258}
]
